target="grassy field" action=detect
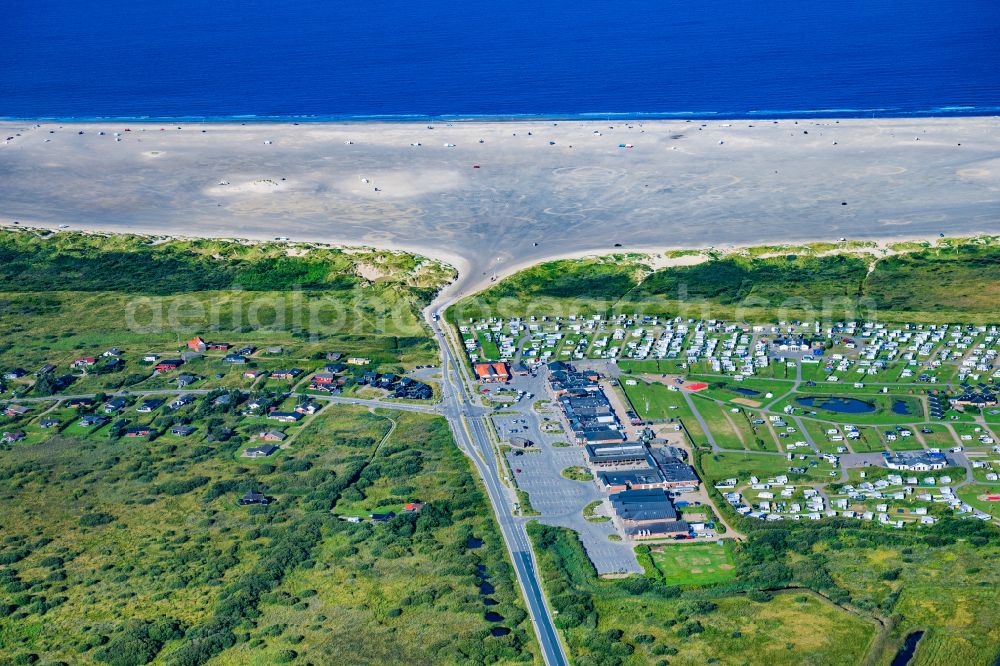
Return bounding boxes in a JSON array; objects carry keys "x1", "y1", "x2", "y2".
[
  {"x1": 619, "y1": 378, "x2": 690, "y2": 422},
  {"x1": 700, "y1": 451, "x2": 836, "y2": 484},
  {"x1": 823, "y1": 540, "x2": 1000, "y2": 666},
  {"x1": 648, "y1": 541, "x2": 737, "y2": 587}
]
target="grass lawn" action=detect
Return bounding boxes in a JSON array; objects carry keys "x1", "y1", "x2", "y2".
[
  {"x1": 649, "y1": 541, "x2": 737, "y2": 586},
  {"x1": 561, "y1": 466, "x2": 593, "y2": 482},
  {"x1": 619, "y1": 377, "x2": 689, "y2": 422},
  {"x1": 475, "y1": 330, "x2": 502, "y2": 361},
  {"x1": 699, "y1": 450, "x2": 834, "y2": 484},
  {"x1": 692, "y1": 399, "x2": 749, "y2": 450},
  {"x1": 954, "y1": 485, "x2": 1000, "y2": 516}
]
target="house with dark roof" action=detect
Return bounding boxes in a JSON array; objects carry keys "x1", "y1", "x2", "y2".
[
  {"x1": 137, "y1": 398, "x2": 164, "y2": 413},
  {"x1": 78, "y1": 414, "x2": 109, "y2": 428},
  {"x1": 177, "y1": 374, "x2": 199, "y2": 387},
  {"x1": 169, "y1": 395, "x2": 194, "y2": 409},
  {"x1": 951, "y1": 390, "x2": 997, "y2": 408},
  {"x1": 268, "y1": 411, "x2": 303, "y2": 423},
  {"x1": 3, "y1": 404, "x2": 31, "y2": 418},
  {"x1": 103, "y1": 397, "x2": 127, "y2": 414},
  {"x1": 239, "y1": 491, "x2": 270, "y2": 506},
  {"x1": 312, "y1": 372, "x2": 337, "y2": 385},
  {"x1": 243, "y1": 443, "x2": 280, "y2": 458},
  {"x1": 170, "y1": 425, "x2": 196, "y2": 437}
]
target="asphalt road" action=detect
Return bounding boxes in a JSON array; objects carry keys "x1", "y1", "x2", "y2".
[{"x1": 426, "y1": 304, "x2": 569, "y2": 666}]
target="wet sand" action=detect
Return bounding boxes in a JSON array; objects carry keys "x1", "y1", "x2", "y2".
[{"x1": 1, "y1": 117, "x2": 998, "y2": 296}]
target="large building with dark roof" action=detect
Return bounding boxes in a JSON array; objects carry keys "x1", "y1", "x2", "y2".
[
  {"x1": 585, "y1": 443, "x2": 649, "y2": 467},
  {"x1": 610, "y1": 488, "x2": 679, "y2": 524},
  {"x1": 597, "y1": 468, "x2": 667, "y2": 492},
  {"x1": 609, "y1": 488, "x2": 689, "y2": 540}
]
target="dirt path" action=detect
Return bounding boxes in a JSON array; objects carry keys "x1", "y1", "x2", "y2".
[{"x1": 720, "y1": 406, "x2": 748, "y2": 449}]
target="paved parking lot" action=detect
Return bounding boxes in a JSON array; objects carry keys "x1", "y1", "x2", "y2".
[{"x1": 493, "y1": 371, "x2": 641, "y2": 574}]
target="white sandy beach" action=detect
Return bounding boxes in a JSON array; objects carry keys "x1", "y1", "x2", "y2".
[{"x1": 1, "y1": 117, "x2": 998, "y2": 295}]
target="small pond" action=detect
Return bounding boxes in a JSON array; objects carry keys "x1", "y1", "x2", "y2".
[
  {"x1": 796, "y1": 396, "x2": 876, "y2": 414},
  {"x1": 485, "y1": 611, "x2": 505, "y2": 622},
  {"x1": 479, "y1": 581, "x2": 495, "y2": 595},
  {"x1": 466, "y1": 537, "x2": 484, "y2": 549},
  {"x1": 490, "y1": 627, "x2": 511, "y2": 637},
  {"x1": 733, "y1": 387, "x2": 761, "y2": 397},
  {"x1": 890, "y1": 631, "x2": 924, "y2": 666},
  {"x1": 891, "y1": 400, "x2": 912, "y2": 416}
]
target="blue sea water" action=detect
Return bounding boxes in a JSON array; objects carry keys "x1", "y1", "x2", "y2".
[{"x1": 1, "y1": 0, "x2": 998, "y2": 120}]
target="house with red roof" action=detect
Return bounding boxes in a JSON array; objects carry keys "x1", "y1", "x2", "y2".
[{"x1": 474, "y1": 362, "x2": 510, "y2": 383}]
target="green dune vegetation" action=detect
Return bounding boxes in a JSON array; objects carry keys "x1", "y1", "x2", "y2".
[
  {"x1": 0, "y1": 229, "x2": 454, "y2": 381},
  {"x1": 0, "y1": 407, "x2": 539, "y2": 665},
  {"x1": 0, "y1": 231, "x2": 539, "y2": 665},
  {"x1": 451, "y1": 236, "x2": 1000, "y2": 324},
  {"x1": 528, "y1": 515, "x2": 1000, "y2": 666},
  {"x1": 0, "y1": 229, "x2": 454, "y2": 297}
]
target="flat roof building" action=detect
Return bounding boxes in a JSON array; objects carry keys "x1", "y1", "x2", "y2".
[
  {"x1": 610, "y1": 488, "x2": 679, "y2": 525},
  {"x1": 623, "y1": 520, "x2": 690, "y2": 540},
  {"x1": 585, "y1": 443, "x2": 648, "y2": 467},
  {"x1": 883, "y1": 450, "x2": 947, "y2": 471},
  {"x1": 597, "y1": 468, "x2": 668, "y2": 493}
]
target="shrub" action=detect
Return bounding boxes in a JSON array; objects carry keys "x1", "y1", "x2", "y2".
[{"x1": 80, "y1": 513, "x2": 115, "y2": 527}]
